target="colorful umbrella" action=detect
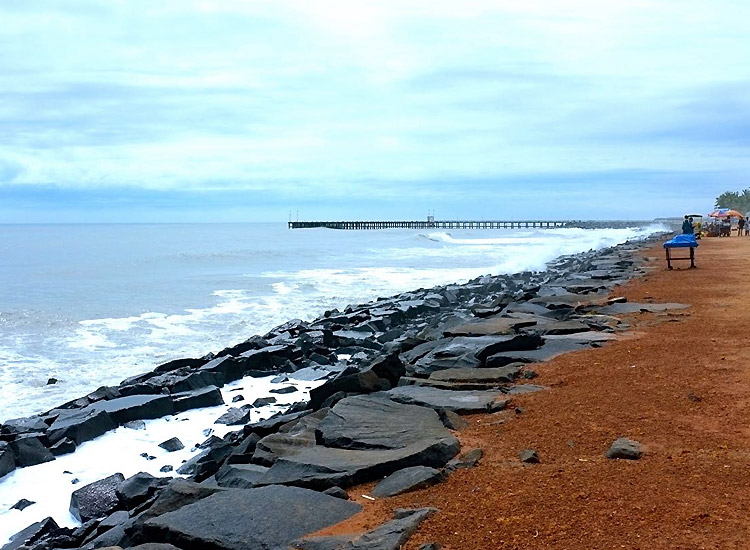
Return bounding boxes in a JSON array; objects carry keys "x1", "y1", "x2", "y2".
[{"x1": 708, "y1": 208, "x2": 744, "y2": 218}]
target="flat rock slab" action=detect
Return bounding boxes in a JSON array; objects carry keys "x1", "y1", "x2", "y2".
[
  {"x1": 70, "y1": 472, "x2": 124, "y2": 523},
  {"x1": 530, "y1": 293, "x2": 607, "y2": 310},
  {"x1": 383, "y1": 386, "x2": 509, "y2": 415},
  {"x1": 317, "y1": 395, "x2": 455, "y2": 450},
  {"x1": 596, "y1": 302, "x2": 690, "y2": 315},
  {"x1": 138, "y1": 485, "x2": 362, "y2": 550},
  {"x1": 87, "y1": 394, "x2": 174, "y2": 425},
  {"x1": 485, "y1": 339, "x2": 587, "y2": 367},
  {"x1": 256, "y1": 436, "x2": 459, "y2": 490},
  {"x1": 295, "y1": 508, "x2": 437, "y2": 550},
  {"x1": 47, "y1": 408, "x2": 117, "y2": 445},
  {"x1": 371, "y1": 466, "x2": 443, "y2": 498},
  {"x1": 443, "y1": 317, "x2": 537, "y2": 337},
  {"x1": 428, "y1": 365, "x2": 522, "y2": 384}
]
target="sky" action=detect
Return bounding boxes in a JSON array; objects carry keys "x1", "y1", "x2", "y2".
[{"x1": 1, "y1": 0, "x2": 749, "y2": 223}]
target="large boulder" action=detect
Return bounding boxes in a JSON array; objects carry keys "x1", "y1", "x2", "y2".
[
  {"x1": 69, "y1": 473, "x2": 125, "y2": 523},
  {"x1": 132, "y1": 486, "x2": 362, "y2": 550},
  {"x1": 117, "y1": 472, "x2": 170, "y2": 510},
  {"x1": 172, "y1": 385, "x2": 224, "y2": 413}
]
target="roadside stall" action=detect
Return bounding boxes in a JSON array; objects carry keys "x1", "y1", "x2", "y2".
[{"x1": 708, "y1": 208, "x2": 743, "y2": 237}]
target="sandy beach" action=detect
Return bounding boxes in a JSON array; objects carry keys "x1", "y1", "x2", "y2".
[{"x1": 318, "y1": 235, "x2": 750, "y2": 549}]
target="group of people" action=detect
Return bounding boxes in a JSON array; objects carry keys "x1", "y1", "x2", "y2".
[{"x1": 689, "y1": 214, "x2": 750, "y2": 237}]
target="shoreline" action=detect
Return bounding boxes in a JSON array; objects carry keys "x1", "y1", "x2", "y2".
[{"x1": 1, "y1": 233, "x2": 671, "y2": 548}]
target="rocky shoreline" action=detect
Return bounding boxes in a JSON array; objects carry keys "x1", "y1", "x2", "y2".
[{"x1": 0, "y1": 233, "x2": 680, "y2": 550}]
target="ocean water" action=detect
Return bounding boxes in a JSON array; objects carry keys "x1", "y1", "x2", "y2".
[{"x1": 0, "y1": 222, "x2": 665, "y2": 422}]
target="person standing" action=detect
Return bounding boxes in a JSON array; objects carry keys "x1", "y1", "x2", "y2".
[
  {"x1": 682, "y1": 216, "x2": 694, "y2": 234},
  {"x1": 739, "y1": 216, "x2": 746, "y2": 236}
]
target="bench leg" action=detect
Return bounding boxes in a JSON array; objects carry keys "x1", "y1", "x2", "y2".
[
  {"x1": 665, "y1": 248, "x2": 673, "y2": 270},
  {"x1": 690, "y1": 247, "x2": 696, "y2": 268}
]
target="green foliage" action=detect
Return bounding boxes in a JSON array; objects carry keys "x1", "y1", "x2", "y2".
[{"x1": 715, "y1": 189, "x2": 750, "y2": 213}]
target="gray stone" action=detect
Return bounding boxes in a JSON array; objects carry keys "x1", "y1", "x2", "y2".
[
  {"x1": 70, "y1": 473, "x2": 125, "y2": 522},
  {"x1": 125, "y1": 420, "x2": 147, "y2": 430},
  {"x1": 215, "y1": 406, "x2": 252, "y2": 425},
  {"x1": 269, "y1": 386, "x2": 298, "y2": 394},
  {"x1": 596, "y1": 302, "x2": 689, "y2": 315},
  {"x1": 519, "y1": 449, "x2": 540, "y2": 463},
  {"x1": 10, "y1": 435, "x2": 55, "y2": 467},
  {"x1": 214, "y1": 463, "x2": 269, "y2": 488},
  {"x1": 447, "y1": 448, "x2": 483, "y2": 470},
  {"x1": 87, "y1": 395, "x2": 174, "y2": 425},
  {"x1": 1, "y1": 516, "x2": 59, "y2": 550},
  {"x1": 47, "y1": 408, "x2": 116, "y2": 445},
  {"x1": 295, "y1": 507, "x2": 437, "y2": 550},
  {"x1": 437, "y1": 410, "x2": 469, "y2": 431},
  {"x1": 98, "y1": 509, "x2": 130, "y2": 531},
  {"x1": 443, "y1": 316, "x2": 538, "y2": 337},
  {"x1": 158, "y1": 437, "x2": 184, "y2": 452},
  {"x1": 135, "y1": 486, "x2": 362, "y2": 550},
  {"x1": 0, "y1": 416, "x2": 48, "y2": 435},
  {"x1": 317, "y1": 395, "x2": 456, "y2": 451},
  {"x1": 384, "y1": 386, "x2": 509, "y2": 415},
  {"x1": 371, "y1": 466, "x2": 443, "y2": 498},
  {"x1": 428, "y1": 365, "x2": 522, "y2": 384},
  {"x1": 606, "y1": 437, "x2": 644, "y2": 460},
  {"x1": 308, "y1": 370, "x2": 391, "y2": 410},
  {"x1": 252, "y1": 409, "x2": 327, "y2": 465},
  {"x1": 135, "y1": 479, "x2": 223, "y2": 524},
  {"x1": 322, "y1": 486, "x2": 349, "y2": 500}
]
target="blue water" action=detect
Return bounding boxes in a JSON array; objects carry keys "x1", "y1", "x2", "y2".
[{"x1": 0, "y1": 222, "x2": 664, "y2": 420}]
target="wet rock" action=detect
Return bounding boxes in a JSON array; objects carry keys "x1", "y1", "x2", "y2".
[
  {"x1": 88, "y1": 394, "x2": 174, "y2": 425},
  {"x1": 1, "y1": 416, "x2": 49, "y2": 435},
  {"x1": 252, "y1": 409, "x2": 328, "y2": 465},
  {"x1": 70, "y1": 473, "x2": 125, "y2": 523},
  {"x1": 226, "y1": 433, "x2": 261, "y2": 464},
  {"x1": 158, "y1": 437, "x2": 184, "y2": 452},
  {"x1": 269, "y1": 386, "x2": 298, "y2": 394},
  {"x1": 10, "y1": 498, "x2": 35, "y2": 511},
  {"x1": 10, "y1": 435, "x2": 55, "y2": 467},
  {"x1": 47, "y1": 408, "x2": 116, "y2": 446},
  {"x1": 215, "y1": 406, "x2": 252, "y2": 425},
  {"x1": 371, "y1": 466, "x2": 443, "y2": 498},
  {"x1": 133, "y1": 486, "x2": 362, "y2": 550},
  {"x1": 231, "y1": 394, "x2": 245, "y2": 403},
  {"x1": 0, "y1": 442, "x2": 16, "y2": 479},
  {"x1": 606, "y1": 437, "x2": 644, "y2": 460},
  {"x1": 1, "y1": 516, "x2": 59, "y2": 550},
  {"x1": 133, "y1": 479, "x2": 223, "y2": 525},
  {"x1": 172, "y1": 385, "x2": 224, "y2": 413},
  {"x1": 125, "y1": 420, "x2": 147, "y2": 430},
  {"x1": 308, "y1": 370, "x2": 392, "y2": 410},
  {"x1": 251, "y1": 397, "x2": 277, "y2": 407}
]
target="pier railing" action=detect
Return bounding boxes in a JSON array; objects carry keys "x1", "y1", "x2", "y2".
[{"x1": 288, "y1": 220, "x2": 655, "y2": 230}]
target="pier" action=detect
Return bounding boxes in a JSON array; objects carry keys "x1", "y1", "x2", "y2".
[{"x1": 288, "y1": 219, "x2": 654, "y2": 230}]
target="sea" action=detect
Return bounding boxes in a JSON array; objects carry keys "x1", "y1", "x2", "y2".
[{"x1": 0, "y1": 222, "x2": 666, "y2": 423}]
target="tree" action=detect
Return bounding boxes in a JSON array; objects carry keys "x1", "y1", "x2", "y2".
[{"x1": 715, "y1": 189, "x2": 750, "y2": 213}]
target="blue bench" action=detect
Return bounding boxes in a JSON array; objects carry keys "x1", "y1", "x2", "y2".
[{"x1": 663, "y1": 234, "x2": 698, "y2": 269}]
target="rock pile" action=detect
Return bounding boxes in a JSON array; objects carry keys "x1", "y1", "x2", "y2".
[{"x1": 1, "y1": 235, "x2": 681, "y2": 550}]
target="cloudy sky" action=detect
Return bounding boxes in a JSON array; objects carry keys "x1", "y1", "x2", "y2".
[{"x1": 1, "y1": 0, "x2": 749, "y2": 222}]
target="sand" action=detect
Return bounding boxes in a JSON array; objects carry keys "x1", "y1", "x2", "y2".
[{"x1": 319, "y1": 236, "x2": 750, "y2": 549}]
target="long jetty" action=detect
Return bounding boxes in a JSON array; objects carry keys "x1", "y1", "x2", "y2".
[{"x1": 288, "y1": 219, "x2": 655, "y2": 230}]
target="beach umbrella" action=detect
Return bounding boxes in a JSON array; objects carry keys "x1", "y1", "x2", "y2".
[{"x1": 708, "y1": 208, "x2": 743, "y2": 218}]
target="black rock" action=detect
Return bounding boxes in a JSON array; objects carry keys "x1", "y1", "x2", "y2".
[
  {"x1": 10, "y1": 498, "x2": 35, "y2": 511},
  {"x1": 133, "y1": 486, "x2": 362, "y2": 550},
  {"x1": 172, "y1": 385, "x2": 224, "y2": 413},
  {"x1": 69, "y1": 473, "x2": 125, "y2": 522},
  {"x1": 133, "y1": 478, "x2": 223, "y2": 525},
  {"x1": 10, "y1": 435, "x2": 55, "y2": 467},
  {"x1": 371, "y1": 466, "x2": 443, "y2": 498},
  {"x1": 47, "y1": 377, "x2": 58, "y2": 385},
  {"x1": 251, "y1": 397, "x2": 277, "y2": 407},
  {"x1": 1, "y1": 416, "x2": 49, "y2": 435},
  {"x1": 606, "y1": 437, "x2": 644, "y2": 460},
  {"x1": 160, "y1": 465, "x2": 174, "y2": 473},
  {"x1": 214, "y1": 463, "x2": 269, "y2": 489},
  {"x1": 269, "y1": 386, "x2": 298, "y2": 394},
  {"x1": 215, "y1": 406, "x2": 252, "y2": 425},
  {"x1": 0, "y1": 442, "x2": 16, "y2": 479},
  {"x1": 1, "y1": 516, "x2": 59, "y2": 550},
  {"x1": 231, "y1": 394, "x2": 245, "y2": 403},
  {"x1": 447, "y1": 448, "x2": 484, "y2": 471},
  {"x1": 87, "y1": 394, "x2": 174, "y2": 425},
  {"x1": 117, "y1": 472, "x2": 169, "y2": 509},
  {"x1": 158, "y1": 437, "x2": 185, "y2": 452},
  {"x1": 46, "y1": 408, "x2": 116, "y2": 445},
  {"x1": 308, "y1": 370, "x2": 391, "y2": 410}
]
